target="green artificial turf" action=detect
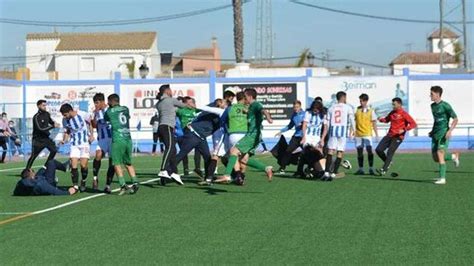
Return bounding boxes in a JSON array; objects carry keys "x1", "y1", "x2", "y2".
[{"x1": 0, "y1": 153, "x2": 473, "y2": 264}]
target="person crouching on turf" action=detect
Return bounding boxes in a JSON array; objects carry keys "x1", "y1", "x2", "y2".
[
  {"x1": 215, "y1": 88, "x2": 273, "y2": 185},
  {"x1": 294, "y1": 100, "x2": 328, "y2": 179},
  {"x1": 375, "y1": 97, "x2": 417, "y2": 176},
  {"x1": 274, "y1": 100, "x2": 306, "y2": 175},
  {"x1": 14, "y1": 160, "x2": 76, "y2": 196}
]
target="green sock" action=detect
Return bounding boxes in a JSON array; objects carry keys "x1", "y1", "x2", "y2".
[
  {"x1": 439, "y1": 163, "x2": 447, "y2": 178},
  {"x1": 224, "y1": 155, "x2": 238, "y2": 176},
  {"x1": 131, "y1": 176, "x2": 138, "y2": 183},
  {"x1": 246, "y1": 157, "x2": 267, "y2": 171},
  {"x1": 444, "y1": 153, "x2": 452, "y2": 161},
  {"x1": 118, "y1": 176, "x2": 126, "y2": 186}
]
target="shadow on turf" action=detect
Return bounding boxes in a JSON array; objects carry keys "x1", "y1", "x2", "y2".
[{"x1": 357, "y1": 176, "x2": 434, "y2": 183}]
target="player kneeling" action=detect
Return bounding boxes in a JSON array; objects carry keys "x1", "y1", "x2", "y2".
[{"x1": 105, "y1": 94, "x2": 139, "y2": 195}]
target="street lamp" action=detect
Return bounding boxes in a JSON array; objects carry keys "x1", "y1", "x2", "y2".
[
  {"x1": 139, "y1": 61, "x2": 149, "y2": 79},
  {"x1": 306, "y1": 52, "x2": 315, "y2": 67}
]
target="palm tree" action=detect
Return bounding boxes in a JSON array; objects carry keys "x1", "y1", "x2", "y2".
[
  {"x1": 295, "y1": 48, "x2": 310, "y2": 67},
  {"x1": 233, "y1": 0, "x2": 244, "y2": 63}
]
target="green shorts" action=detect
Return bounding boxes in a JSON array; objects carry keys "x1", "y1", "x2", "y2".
[
  {"x1": 111, "y1": 139, "x2": 132, "y2": 165},
  {"x1": 431, "y1": 137, "x2": 449, "y2": 153},
  {"x1": 235, "y1": 134, "x2": 260, "y2": 155}
]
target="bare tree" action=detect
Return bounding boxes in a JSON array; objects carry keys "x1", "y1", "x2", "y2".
[{"x1": 233, "y1": 0, "x2": 244, "y2": 63}]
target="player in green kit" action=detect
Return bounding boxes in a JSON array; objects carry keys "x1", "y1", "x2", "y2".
[
  {"x1": 216, "y1": 88, "x2": 273, "y2": 185},
  {"x1": 105, "y1": 94, "x2": 139, "y2": 195},
  {"x1": 429, "y1": 86, "x2": 460, "y2": 185}
]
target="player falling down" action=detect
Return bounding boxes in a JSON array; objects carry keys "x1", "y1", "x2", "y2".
[
  {"x1": 296, "y1": 100, "x2": 328, "y2": 179},
  {"x1": 323, "y1": 91, "x2": 355, "y2": 181},
  {"x1": 105, "y1": 94, "x2": 139, "y2": 195},
  {"x1": 375, "y1": 97, "x2": 417, "y2": 176},
  {"x1": 216, "y1": 88, "x2": 273, "y2": 185},
  {"x1": 60, "y1": 103, "x2": 94, "y2": 194},
  {"x1": 91, "y1": 93, "x2": 116, "y2": 193},
  {"x1": 354, "y1": 93, "x2": 378, "y2": 175},
  {"x1": 429, "y1": 86, "x2": 460, "y2": 185}
]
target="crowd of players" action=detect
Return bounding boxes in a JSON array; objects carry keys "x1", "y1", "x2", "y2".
[{"x1": 11, "y1": 84, "x2": 460, "y2": 196}]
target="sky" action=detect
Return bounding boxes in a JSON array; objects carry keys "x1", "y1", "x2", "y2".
[{"x1": 0, "y1": 0, "x2": 473, "y2": 71}]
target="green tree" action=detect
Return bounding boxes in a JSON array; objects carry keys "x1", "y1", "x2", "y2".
[
  {"x1": 295, "y1": 48, "x2": 310, "y2": 67},
  {"x1": 125, "y1": 60, "x2": 135, "y2": 79}
]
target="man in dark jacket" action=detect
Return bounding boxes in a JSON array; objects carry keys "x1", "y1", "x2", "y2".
[
  {"x1": 14, "y1": 160, "x2": 76, "y2": 196},
  {"x1": 25, "y1": 100, "x2": 61, "y2": 170}
]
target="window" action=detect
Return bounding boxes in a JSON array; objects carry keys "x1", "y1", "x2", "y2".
[{"x1": 80, "y1": 57, "x2": 95, "y2": 72}]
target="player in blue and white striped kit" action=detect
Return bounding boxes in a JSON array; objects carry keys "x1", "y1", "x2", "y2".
[
  {"x1": 60, "y1": 103, "x2": 94, "y2": 192},
  {"x1": 91, "y1": 93, "x2": 115, "y2": 193},
  {"x1": 323, "y1": 91, "x2": 355, "y2": 181}
]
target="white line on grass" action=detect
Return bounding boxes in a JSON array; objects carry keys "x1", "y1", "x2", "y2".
[
  {"x1": 0, "y1": 212, "x2": 29, "y2": 215},
  {"x1": 0, "y1": 177, "x2": 161, "y2": 226}
]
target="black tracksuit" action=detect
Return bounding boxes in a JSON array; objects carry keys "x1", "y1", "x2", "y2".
[
  {"x1": 25, "y1": 110, "x2": 57, "y2": 170},
  {"x1": 14, "y1": 160, "x2": 69, "y2": 196}
]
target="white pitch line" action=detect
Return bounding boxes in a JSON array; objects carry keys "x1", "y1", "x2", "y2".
[
  {"x1": 0, "y1": 165, "x2": 42, "y2": 173},
  {"x1": 30, "y1": 177, "x2": 161, "y2": 216},
  {"x1": 0, "y1": 212, "x2": 29, "y2": 215}
]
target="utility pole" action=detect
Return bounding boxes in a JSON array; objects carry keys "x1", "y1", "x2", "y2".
[
  {"x1": 255, "y1": 0, "x2": 273, "y2": 65},
  {"x1": 439, "y1": 0, "x2": 444, "y2": 73},
  {"x1": 461, "y1": 0, "x2": 469, "y2": 69}
]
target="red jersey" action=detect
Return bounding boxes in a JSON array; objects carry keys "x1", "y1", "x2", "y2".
[{"x1": 379, "y1": 108, "x2": 417, "y2": 140}]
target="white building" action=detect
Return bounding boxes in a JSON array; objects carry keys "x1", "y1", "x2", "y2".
[
  {"x1": 390, "y1": 28, "x2": 459, "y2": 75},
  {"x1": 26, "y1": 31, "x2": 160, "y2": 80}
]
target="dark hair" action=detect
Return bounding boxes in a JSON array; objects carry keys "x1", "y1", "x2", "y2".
[
  {"x1": 224, "y1": 90, "x2": 236, "y2": 99},
  {"x1": 156, "y1": 84, "x2": 171, "y2": 101},
  {"x1": 314, "y1": 97, "x2": 323, "y2": 102},
  {"x1": 59, "y1": 103, "x2": 73, "y2": 114},
  {"x1": 177, "y1": 96, "x2": 184, "y2": 102},
  {"x1": 93, "y1": 93, "x2": 105, "y2": 102},
  {"x1": 308, "y1": 100, "x2": 325, "y2": 118},
  {"x1": 20, "y1": 168, "x2": 30, "y2": 179},
  {"x1": 236, "y1": 91, "x2": 245, "y2": 101},
  {"x1": 1, "y1": 112, "x2": 6, "y2": 116},
  {"x1": 294, "y1": 100, "x2": 302, "y2": 106},
  {"x1": 214, "y1": 98, "x2": 223, "y2": 106},
  {"x1": 182, "y1": 96, "x2": 192, "y2": 103},
  {"x1": 107, "y1": 93, "x2": 120, "y2": 103},
  {"x1": 336, "y1": 91, "x2": 346, "y2": 101},
  {"x1": 244, "y1": 88, "x2": 257, "y2": 99},
  {"x1": 37, "y1": 100, "x2": 46, "y2": 106},
  {"x1": 430, "y1": 86, "x2": 443, "y2": 96},
  {"x1": 359, "y1": 93, "x2": 369, "y2": 102},
  {"x1": 392, "y1": 97, "x2": 403, "y2": 105}
]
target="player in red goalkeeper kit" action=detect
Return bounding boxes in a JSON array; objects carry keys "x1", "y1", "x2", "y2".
[{"x1": 375, "y1": 97, "x2": 417, "y2": 176}]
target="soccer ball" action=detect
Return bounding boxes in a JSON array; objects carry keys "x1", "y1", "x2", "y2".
[{"x1": 341, "y1": 159, "x2": 352, "y2": 170}]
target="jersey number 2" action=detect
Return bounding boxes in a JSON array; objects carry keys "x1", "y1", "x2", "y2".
[{"x1": 335, "y1": 110, "x2": 342, "y2": 123}]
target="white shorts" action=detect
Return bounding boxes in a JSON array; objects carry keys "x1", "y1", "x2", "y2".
[
  {"x1": 96, "y1": 138, "x2": 112, "y2": 154},
  {"x1": 229, "y1": 133, "x2": 245, "y2": 147},
  {"x1": 304, "y1": 135, "x2": 322, "y2": 148},
  {"x1": 212, "y1": 134, "x2": 228, "y2": 157},
  {"x1": 70, "y1": 145, "x2": 90, "y2": 159},
  {"x1": 355, "y1": 137, "x2": 373, "y2": 148},
  {"x1": 328, "y1": 137, "x2": 347, "y2": 152}
]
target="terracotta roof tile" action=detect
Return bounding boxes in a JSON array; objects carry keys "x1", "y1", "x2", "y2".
[
  {"x1": 428, "y1": 28, "x2": 459, "y2": 39},
  {"x1": 26, "y1": 32, "x2": 156, "y2": 51},
  {"x1": 181, "y1": 48, "x2": 214, "y2": 57},
  {"x1": 390, "y1": 52, "x2": 456, "y2": 65}
]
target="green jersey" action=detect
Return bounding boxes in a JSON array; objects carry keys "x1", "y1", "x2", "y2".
[
  {"x1": 105, "y1": 105, "x2": 131, "y2": 142},
  {"x1": 228, "y1": 103, "x2": 248, "y2": 134},
  {"x1": 247, "y1": 101, "x2": 264, "y2": 135},
  {"x1": 431, "y1": 101, "x2": 457, "y2": 140},
  {"x1": 176, "y1": 107, "x2": 198, "y2": 127}
]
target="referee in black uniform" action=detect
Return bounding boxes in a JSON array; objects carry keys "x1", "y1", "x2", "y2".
[{"x1": 25, "y1": 100, "x2": 60, "y2": 170}]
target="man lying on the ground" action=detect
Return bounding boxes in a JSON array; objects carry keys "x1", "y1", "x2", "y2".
[{"x1": 14, "y1": 160, "x2": 76, "y2": 196}]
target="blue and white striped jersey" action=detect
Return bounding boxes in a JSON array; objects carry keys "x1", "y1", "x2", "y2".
[
  {"x1": 63, "y1": 111, "x2": 91, "y2": 146},
  {"x1": 326, "y1": 103, "x2": 355, "y2": 138},
  {"x1": 94, "y1": 108, "x2": 112, "y2": 140},
  {"x1": 304, "y1": 111, "x2": 325, "y2": 137}
]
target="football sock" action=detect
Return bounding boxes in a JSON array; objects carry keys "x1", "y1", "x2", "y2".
[
  {"x1": 357, "y1": 147, "x2": 364, "y2": 168},
  {"x1": 444, "y1": 153, "x2": 452, "y2": 161},
  {"x1": 131, "y1": 176, "x2": 138, "y2": 183},
  {"x1": 333, "y1": 157, "x2": 342, "y2": 174},
  {"x1": 93, "y1": 159, "x2": 101, "y2": 177},
  {"x1": 325, "y1": 154, "x2": 333, "y2": 172},
  {"x1": 224, "y1": 155, "x2": 238, "y2": 176},
  {"x1": 367, "y1": 146, "x2": 374, "y2": 167},
  {"x1": 81, "y1": 168, "x2": 88, "y2": 181},
  {"x1": 439, "y1": 163, "x2": 447, "y2": 178},
  {"x1": 246, "y1": 157, "x2": 266, "y2": 171},
  {"x1": 118, "y1": 176, "x2": 126, "y2": 187},
  {"x1": 71, "y1": 168, "x2": 79, "y2": 185},
  {"x1": 207, "y1": 159, "x2": 218, "y2": 178},
  {"x1": 106, "y1": 165, "x2": 115, "y2": 185}
]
